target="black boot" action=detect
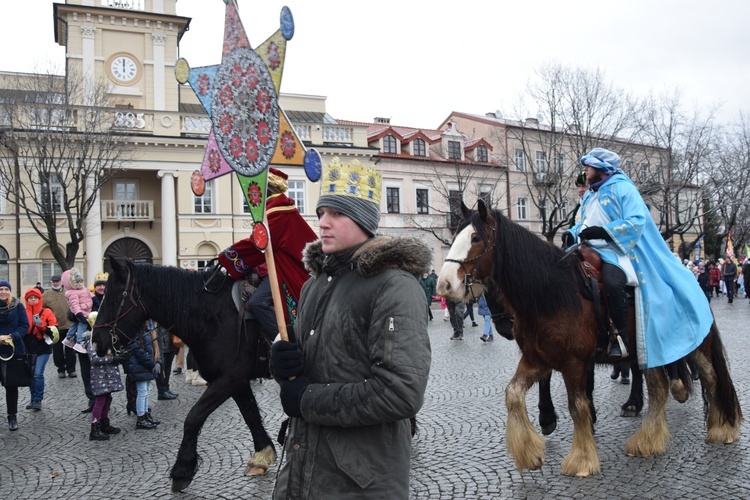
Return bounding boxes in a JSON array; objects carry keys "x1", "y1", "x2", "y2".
[
  {"x1": 136, "y1": 415, "x2": 157, "y2": 430},
  {"x1": 100, "y1": 418, "x2": 121, "y2": 435},
  {"x1": 89, "y1": 422, "x2": 110, "y2": 441},
  {"x1": 607, "y1": 332, "x2": 630, "y2": 360},
  {"x1": 145, "y1": 411, "x2": 160, "y2": 426},
  {"x1": 7, "y1": 414, "x2": 17, "y2": 431}
]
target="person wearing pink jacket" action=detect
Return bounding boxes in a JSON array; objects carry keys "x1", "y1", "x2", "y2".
[{"x1": 61, "y1": 268, "x2": 93, "y2": 354}]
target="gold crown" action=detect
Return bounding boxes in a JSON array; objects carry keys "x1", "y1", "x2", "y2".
[
  {"x1": 94, "y1": 272, "x2": 109, "y2": 283},
  {"x1": 321, "y1": 157, "x2": 381, "y2": 204}
]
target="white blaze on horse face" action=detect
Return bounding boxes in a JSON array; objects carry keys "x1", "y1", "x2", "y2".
[{"x1": 437, "y1": 224, "x2": 474, "y2": 300}]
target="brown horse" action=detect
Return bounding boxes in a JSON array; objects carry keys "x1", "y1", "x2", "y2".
[{"x1": 437, "y1": 200, "x2": 741, "y2": 476}]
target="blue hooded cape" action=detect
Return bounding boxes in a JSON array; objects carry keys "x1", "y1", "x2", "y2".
[{"x1": 567, "y1": 172, "x2": 712, "y2": 369}]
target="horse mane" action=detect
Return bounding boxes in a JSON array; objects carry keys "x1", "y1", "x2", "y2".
[
  {"x1": 469, "y1": 208, "x2": 582, "y2": 319},
  {"x1": 130, "y1": 262, "x2": 231, "y2": 339}
]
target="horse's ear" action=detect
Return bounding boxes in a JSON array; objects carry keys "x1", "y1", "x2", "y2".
[
  {"x1": 460, "y1": 201, "x2": 471, "y2": 219},
  {"x1": 110, "y1": 258, "x2": 124, "y2": 275},
  {"x1": 477, "y1": 199, "x2": 488, "y2": 221}
]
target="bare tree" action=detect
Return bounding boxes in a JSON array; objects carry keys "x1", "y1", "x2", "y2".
[
  {"x1": 501, "y1": 63, "x2": 637, "y2": 243},
  {"x1": 705, "y1": 111, "x2": 750, "y2": 260},
  {"x1": 403, "y1": 144, "x2": 505, "y2": 246},
  {"x1": 629, "y1": 89, "x2": 721, "y2": 257},
  {"x1": 0, "y1": 69, "x2": 131, "y2": 270}
]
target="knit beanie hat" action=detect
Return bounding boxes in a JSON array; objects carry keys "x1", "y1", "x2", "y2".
[
  {"x1": 316, "y1": 157, "x2": 382, "y2": 236},
  {"x1": 0, "y1": 280, "x2": 10, "y2": 291}
]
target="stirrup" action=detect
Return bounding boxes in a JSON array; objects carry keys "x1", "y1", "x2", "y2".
[{"x1": 607, "y1": 335, "x2": 629, "y2": 360}]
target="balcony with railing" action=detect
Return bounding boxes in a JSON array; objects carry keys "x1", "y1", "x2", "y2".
[{"x1": 101, "y1": 200, "x2": 154, "y2": 221}]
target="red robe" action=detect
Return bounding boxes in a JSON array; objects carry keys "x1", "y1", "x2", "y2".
[{"x1": 218, "y1": 194, "x2": 318, "y2": 323}]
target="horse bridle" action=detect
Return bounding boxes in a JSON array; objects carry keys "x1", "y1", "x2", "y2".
[
  {"x1": 92, "y1": 268, "x2": 148, "y2": 355},
  {"x1": 445, "y1": 223, "x2": 496, "y2": 300}
]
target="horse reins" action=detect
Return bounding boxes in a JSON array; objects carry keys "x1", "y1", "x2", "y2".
[
  {"x1": 92, "y1": 268, "x2": 149, "y2": 355},
  {"x1": 445, "y1": 223, "x2": 496, "y2": 300}
]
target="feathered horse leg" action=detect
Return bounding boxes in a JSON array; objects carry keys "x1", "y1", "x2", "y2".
[
  {"x1": 505, "y1": 356, "x2": 547, "y2": 472},
  {"x1": 560, "y1": 363, "x2": 600, "y2": 476},
  {"x1": 695, "y1": 325, "x2": 742, "y2": 444},
  {"x1": 625, "y1": 367, "x2": 670, "y2": 457}
]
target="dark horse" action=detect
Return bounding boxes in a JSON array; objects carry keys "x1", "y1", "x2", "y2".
[
  {"x1": 438, "y1": 200, "x2": 742, "y2": 476},
  {"x1": 92, "y1": 259, "x2": 276, "y2": 492}
]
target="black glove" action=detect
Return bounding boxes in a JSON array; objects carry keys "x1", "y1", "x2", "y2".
[
  {"x1": 152, "y1": 362, "x2": 162, "y2": 378},
  {"x1": 579, "y1": 226, "x2": 612, "y2": 242},
  {"x1": 271, "y1": 340, "x2": 304, "y2": 379},
  {"x1": 561, "y1": 232, "x2": 575, "y2": 248},
  {"x1": 278, "y1": 376, "x2": 310, "y2": 418},
  {"x1": 75, "y1": 312, "x2": 87, "y2": 324},
  {"x1": 112, "y1": 353, "x2": 129, "y2": 365}
]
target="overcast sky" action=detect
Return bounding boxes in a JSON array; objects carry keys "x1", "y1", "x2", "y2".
[{"x1": 3, "y1": 0, "x2": 749, "y2": 128}]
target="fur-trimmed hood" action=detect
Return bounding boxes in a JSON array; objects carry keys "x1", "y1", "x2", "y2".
[{"x1": 302, "y1": 236, "x2": 431, "y2": 279}]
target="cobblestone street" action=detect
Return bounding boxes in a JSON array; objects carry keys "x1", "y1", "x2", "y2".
[{"x1": 1, "y1": 299, "x2": 748, "y2": 499}]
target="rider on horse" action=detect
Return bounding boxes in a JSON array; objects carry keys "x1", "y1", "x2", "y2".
[
  {"x1": 564, "y1": 148, "x2": 712, "y2": 374},
  {"x1": 217, "y1": 167, "x2": 318, "y2": 337}
]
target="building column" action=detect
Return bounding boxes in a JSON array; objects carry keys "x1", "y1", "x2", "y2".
[
  {"x1": 158, "y1": 170, "x2": 179, "y2": 266},
  {"x1": 152, "y1": 32, "x2": 166, "y2": 110},
  {"x1": 80, "y1": 24, "x2": 96, "y2": 106},
  {"x1": 85, "y1": 176, "x2": 103, "y2": 284}
]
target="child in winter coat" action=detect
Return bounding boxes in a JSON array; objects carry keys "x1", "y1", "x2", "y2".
[
  {"x1": 61, "y1": 268, "x2": 93, "y2": 354},
  {"x1": 86, "y1": 338, "x2": 124, "y2": 441},
  {"x1": 23, "y1": 288, "x2": 58, "y2": 411},
  {"x1": 125, "y1": 320, "x2": 162, "y2": 430}
]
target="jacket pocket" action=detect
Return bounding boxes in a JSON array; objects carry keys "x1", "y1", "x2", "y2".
[{"x1": 326, "y1": 430, "x2": 375, "y2": 490}]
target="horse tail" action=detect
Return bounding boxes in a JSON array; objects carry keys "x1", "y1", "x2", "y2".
[{"x1": 707, "y1": 323, "x2": 743, "y2": 427}]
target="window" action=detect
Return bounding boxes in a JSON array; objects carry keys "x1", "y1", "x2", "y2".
[
  {"x1": 560, "y1": 201, "x2": 570, "y2": 222},
  {"x1": 416, "y1": 188, "x2": 429, "y2": 214},
  {"x1": 449, "y1": 190, "x2": 462, "y2": 228},
  {"x1": 287, "y1": 180, "x2": 306, "y2": 214},
  {"x1": 447, "y1": 141, "x2": 461, "y2": 160},
  {"x1": 517, "y1": 197, "x2": 528, "y2": 220},
  {"x1": 413, "y1": 138, "x2": 426, "y2": 157},
  {"x1": 196, "y1": 260, "x2": 212, "y2": 271},
  {"x1": 555, "y1": 152, "x2": 566, "y2": 171},
  {"x1": 114, "y1": 179, "x2": 137, "y2": 218},
  {"x1": 538, "y1": 199, "x2": 549, "y2": 221},
  {"x1": 480, "y1": 191, "x2": 492, "y2": 208},
  {"x1": 476, "y1": 145, "x2": 488, "y2": 162},
  {"x1": 41, "y1": 174, "x2": 63, "y2": 213},
  {"x1": 194, "y1": 181, "x2": 214, "y2": 213},
  {"x1": 42, "y1": 261, "x2": 63, "y2": 284},
  {"x1": 386, "y1": 187, "x2": 400, "y2": 214},
  {"x1": 383, "y1": 135, "x2": 397, "y2": 154},
  {"x1": 0, "y1": 246, "x2": 8, "y2": 281},
  {"x1": 514, "y1": 149, "x2": 525, "y2": 171},
  {"x1": 535, "y1": 150, "x2": 547, "y2": 172}
]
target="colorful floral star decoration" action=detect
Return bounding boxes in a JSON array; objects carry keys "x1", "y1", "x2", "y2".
[{"x1": 175, "y1": 0, "x2": 321, "y2": 251}]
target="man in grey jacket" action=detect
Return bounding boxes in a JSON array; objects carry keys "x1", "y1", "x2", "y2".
[{"x1": 270, "y1": 157, "x2": 432, "y2": 499}]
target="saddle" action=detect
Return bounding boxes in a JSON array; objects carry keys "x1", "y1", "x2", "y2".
[
  {"x1": 572, "y1": 244, "x2": 633, "y2": 351},
  {"x1": 230, "y1": 273, "x2": 272, "y2": 380}
]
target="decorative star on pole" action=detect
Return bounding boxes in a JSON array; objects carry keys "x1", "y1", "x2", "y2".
[{"x1": 175, "y1": 0, "x2": 321, "y2": 251}]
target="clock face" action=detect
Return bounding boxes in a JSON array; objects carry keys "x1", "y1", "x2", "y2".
[{"x1": 110, "y1": 55, "x2": 138, "y2": 83}]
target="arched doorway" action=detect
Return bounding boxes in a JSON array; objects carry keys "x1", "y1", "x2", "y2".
[{"x1": 103, "y1": 237, "x2": 153, "y2": 273}]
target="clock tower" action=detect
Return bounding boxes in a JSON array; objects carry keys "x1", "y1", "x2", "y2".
[{"x1": 53, "y1": 0, "x2": 190, "y2": 112}]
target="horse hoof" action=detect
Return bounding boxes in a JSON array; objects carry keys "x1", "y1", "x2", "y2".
[
  {"x1": 244, "y1": 465, "x2": 268, "y2": 476},
  {"x1": 541, "y1": 421, "x2": 557, "y2": 436},
  {"x1": 171, "y1": 478, "x2": 192, "y2": 492},
  {"x1": 620, "y1": 408, "x2": 641, "y2": 418}
]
